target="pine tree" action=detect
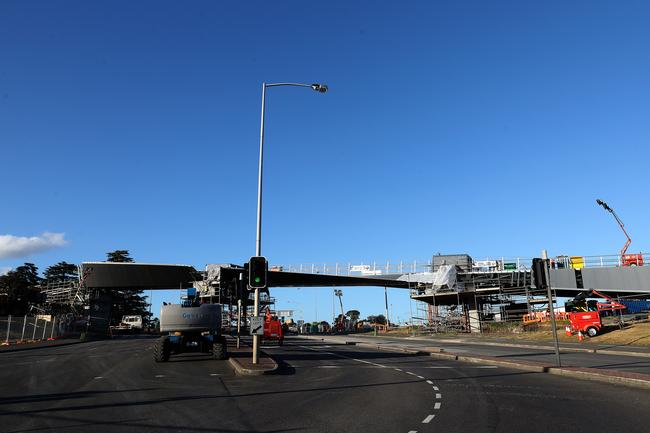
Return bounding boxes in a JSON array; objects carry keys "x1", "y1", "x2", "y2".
[
  {"x1": 105, "y1": 250, "x2": 152, "y2": 325},
  {"x1": 44, "y1": 261, "x2": 78, "y2": 284},
  {"x1": 0, "y1": 263, "x2": 43, "y2": 315}
]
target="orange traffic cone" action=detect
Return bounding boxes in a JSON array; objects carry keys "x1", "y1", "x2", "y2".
[
  {"x1": 578, "y1": 331, "x2": 584, "y2": 342},
  {"x1": 565, "y1": 326, "x2": 572, "y2": 337}
]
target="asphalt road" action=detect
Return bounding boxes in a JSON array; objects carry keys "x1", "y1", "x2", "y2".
[{"x1": 1, "y1": 336, "x2": 649, "y2": 433}]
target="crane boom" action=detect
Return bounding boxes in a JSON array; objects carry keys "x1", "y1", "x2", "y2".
[{"x1": 596, "y1": 199, "x2": 632, "y2": 257}]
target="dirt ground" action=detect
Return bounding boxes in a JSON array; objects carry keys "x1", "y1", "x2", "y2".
[
  {"x1": 473, "y1": 320, "x2": 650, "y2": 346},
  {"x1": 392, "y1": 320, "x2": 650, "y2": 347}
]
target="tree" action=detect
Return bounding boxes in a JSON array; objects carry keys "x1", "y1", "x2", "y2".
[
  {"x1": 44, "y1": 261, "x2": 78, "y2": 284},
  {"x1": 106, "y1": 250, "x2": 134, "y2": 263},
  {"x1": 367, "y1": 314, "x2": 386, "y2": 325},
  {"x1": 105, "y1": 250, "x2": 151, "y2": 325},
  {"x1": 346, "y1": 310, "x2": 361, "y2": 321},
  {"x1": 0, "y1": 263, "x2": 43, "y2": 315}
]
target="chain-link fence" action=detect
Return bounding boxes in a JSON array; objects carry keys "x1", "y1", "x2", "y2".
[{"x1": 0, "y1": 314, "x2": 84, "y2": 345}]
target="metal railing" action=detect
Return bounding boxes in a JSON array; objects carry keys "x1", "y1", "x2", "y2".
[
  {"x1": 0, "y1": 314, "x2": 82, "y2": 345},
  {"x1": 273, "y1": 253, "x2": 650, "y2": 276},
  {"x1": 271, "y1": 260, "x2": 433, "y2": 275},
  {"x1": 552, "y1": 253, "x2": 650, "y2": 269}
]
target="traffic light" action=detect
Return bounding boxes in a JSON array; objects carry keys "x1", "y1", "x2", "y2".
[
  {"x1": 532, "y1": 258, "x2": 549, "y2": 289},
  {"x1": 249, "y1": 256, "x2": 268, "y2": 289}
]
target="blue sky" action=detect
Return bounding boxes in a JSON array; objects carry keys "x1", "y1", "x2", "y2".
[{"x1": 2, "y1": 1, "x2": 650, "y2": 322}]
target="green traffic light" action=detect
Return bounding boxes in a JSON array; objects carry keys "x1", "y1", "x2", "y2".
[{"x1": 254, "y1": 277, "x2": 261, "y2": 283}]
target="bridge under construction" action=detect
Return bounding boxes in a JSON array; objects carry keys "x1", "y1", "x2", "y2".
[{"x1": 38, "y1": 251, "x2": 650, "y2": 335}]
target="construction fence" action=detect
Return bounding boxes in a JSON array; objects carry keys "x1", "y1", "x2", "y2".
[{"x1": 0, "y1": 314, "x2": 84, "y2": 345}]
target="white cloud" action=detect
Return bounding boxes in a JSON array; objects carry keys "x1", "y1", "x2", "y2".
[
  {"x1": 0, "y1": 232, "x2": 67, "y2": 259},
  {"x1": 0, "y1": 267, "x2": 10, "y2": 276}
]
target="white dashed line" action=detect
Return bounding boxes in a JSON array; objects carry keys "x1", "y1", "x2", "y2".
[
  {"x1": 406, "y1": 371, "x2": 416, "y2": 376},
  {"x1": 209, "y1": 373, "x2": 220, "y2": 376},
  {"x1": 155, "y1": 374, "x2": 165, "y2": 378},
  {"x1": 426, "y1": 380, "x2": 433, "y2": 385},
  {"x1": 432, "y1": 386, "x2": 439, "y2": 391},
  {"x1": 435, "y1": 393, "x2": 442, "y2": 399},
  {"x1": 416, "y1": 375, "x2": 425, "y2": 379},
  {"x1": 93, "y1": 376, "x2": 103, "y2": 380},
  {"x1": 434, "y1": 402, "x2": 441, "y2": 410},
  {"x1": 394, "y1": 368, "x2": 402, "y2": 372},
  {"x1": 407, "y1": 431, "x2": 418, "y2": 433},
  {"x1": 422, "y1": 414, "x2": 435, "y2": 423}
]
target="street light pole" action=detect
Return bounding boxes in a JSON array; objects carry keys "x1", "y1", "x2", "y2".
[{"x1": 252, "y1": 82, "x2": 328, "y2": 364}]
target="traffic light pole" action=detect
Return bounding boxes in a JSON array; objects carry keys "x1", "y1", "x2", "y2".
[
  {"x1": 252, "y1": 81, "x2": 326, "y2": 364},
  {"x1": 252, "y1": 83, "x2": 266, "y2": 365},
  {"x1": 541, "y1": 250, "x2": 562, "y2": 367}
]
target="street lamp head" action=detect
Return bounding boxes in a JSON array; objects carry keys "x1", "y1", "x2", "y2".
[{"x1": 311, "y1": 83, "x2": 328, "y2": 93}]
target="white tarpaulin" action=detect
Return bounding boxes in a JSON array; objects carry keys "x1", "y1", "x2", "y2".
[{"x1": 432, "y1": 264, "x2": 456, "y2": 290}]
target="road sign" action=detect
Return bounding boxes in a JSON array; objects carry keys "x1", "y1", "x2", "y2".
[
  {"x1": 250, "y1": 317, "x2": 264, "y2": 336},
  {"x1": 276, "y1": 310, "x2": 293, "y2": 318}
]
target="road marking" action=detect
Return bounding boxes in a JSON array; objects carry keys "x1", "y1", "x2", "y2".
[
  {"x1": 434, "y1": 402, "x2": 441, "y2": 410},
  {"x1": 394, "y1": 368, "x2": 402, "y2": 372},
  {"x1": 317, "y1": 365, "x2": 340, "y2": 368},
  {"x1": 209, "y1": 373, "x2": 220, "y2": 376},
  {"x1": 299, "y1": 344, "x2": 387, "y2": 368},
  {"x1": 426, "y1": 380, "x2": 433, "y2": 385},
  {"x1": 406, "y1": 371, "x2": 416, "y2": 376},
  {"x1": 422, "y1": 414, "x2": 435, "y2": 423},
  {"x1": 435, "y1": 393, "x2": 442, "y2": 399},
  {"x1": 423, "y1": 366, "x2": 498, "y2": 369},
  {"x1": 155, "y1": 374, "x2": 165, "y2": 378},
  {"x1": 407, "y1": 431, "x2": 418, "y2": 433},
  {"x1": 93, "y1": 376, "x2": 103, "y2": 379},
  {"x1": 432, "y1": 386, "x2": 439, "y2": 391},
  {"x1": 416, "y1": 375, "x2": 425, "y2": 379}
]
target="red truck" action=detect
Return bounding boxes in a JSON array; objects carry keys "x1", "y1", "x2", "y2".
[{"x1": 565, "y1": 290, "x2": 626, "y2": 338}]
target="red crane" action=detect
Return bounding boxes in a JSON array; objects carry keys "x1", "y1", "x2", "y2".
[{"x1": 596, "y1": 199, "x2": 643, "y2": 266}]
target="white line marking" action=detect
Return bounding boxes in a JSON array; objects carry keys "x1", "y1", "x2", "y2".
[
  {"x1": 416, "y1": 375, "x2": 425, "y2": 379},
  {"x1": 406, "y1": 371, "x2": 416, "y2": 376},
  {"x1": 93, "y1": 376, "x2": 103, "y2": 379},
  {"x1": 317, "y1": 365, "x2": 340, "y2": 368},
  {"x1": 434, "y1": 402, "x2": 441, "y2": 410},
  {"x1": 426, "y1": 380, "x2": 433, "y2": 385},
  {"x1": 435, "y1": 393, "x2": 442, "y2": 399},
  {"x1": 394, "y1": 368, "x2": 402, "y2": 371},
  {"x1": 432, "y1": 386, "x2": 439, "y2": 391},
  {"x1": 209, "y1": 373, "x2": 220, "y2": 376},
  {"x1": 407, "y1": 431, "x2": 418, "y2": 433},
  {"x1": 422, "y1": 414, "x2": 435, "y2": 423},
  {"x1": 155, "y1": 374, "x2": 165, "y2": 378}
]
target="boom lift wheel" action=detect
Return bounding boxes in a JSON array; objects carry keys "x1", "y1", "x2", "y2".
[
  {"x1": 154, "y1": 336, "x2": 171, "y2": 362},
  {"x1": 586, "y1": 326, "x2": 598, "y2": 338},
  {"x1": 212, "y1": 335, "x2": 227, "y2": 360}
]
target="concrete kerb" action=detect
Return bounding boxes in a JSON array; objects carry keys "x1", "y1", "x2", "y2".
[
  {"x1": 0, "y1": 339, "x2": 84, "y2": 353},
  {"x1": 228, "y1": 355, "x2": 278, "y2": 376},
  {"x1": 225, "y1": 337, "x2": 279, "y2": 376},
  {"x1": 299, "y1": 335, "x2": 650, "y2": 391}
]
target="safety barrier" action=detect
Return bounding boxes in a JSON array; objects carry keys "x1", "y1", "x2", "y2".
[
  {"x1": 522, "y1": 311, "x2": 569, "y2": 324},
  {"x1": 0, "y1": 314, "x2": 83, "y2": 346}
]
